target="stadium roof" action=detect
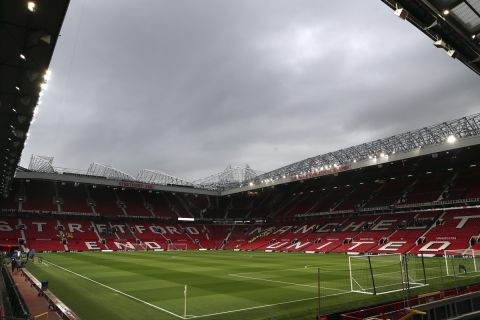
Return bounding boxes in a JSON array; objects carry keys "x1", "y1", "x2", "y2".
[
  {"x1": 381, "y1": 0, "x2": 480, "y2": 75},
  {"x1": 243, "y1": 113, "x2": 480, "y2": 191},
  {"x1": 0, "y1": 0, "x2": 70, "y2": 197},
  {"x1": 19, "y1": 113, "x2": 480, "y2": 195}
]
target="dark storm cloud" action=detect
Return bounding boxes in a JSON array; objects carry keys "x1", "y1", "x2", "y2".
[{"x1": 21, "y1": 0, "x2": 480, "y2": 180}]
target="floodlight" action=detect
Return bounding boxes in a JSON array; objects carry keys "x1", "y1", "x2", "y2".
[
  {"x1": 434, "y1": 39, "x2": 447, "y2": 49},
  {"x1": 447, "y1": 49, "x2": 457, "y2": 58},
  {"x1": 44, "y1": 70, "x2": 52, "y2": 81},
  {"x1": 19, "y1": 54, "x2": 26, "y2": 60},
  {"x1": 27, "y1": 2, "x2": 36, "y2": 12},
  {"x1": 446, "y1": 135, "x2": 456, "y2": 144},
  {"x1": 443, "y1": 9, "x2": 450, "y2": 15},
  {"x1": 471, "y1": 56, "x2": 480, "y2": 63},
  {"x1": 424, "y1": 20, "x2": 438, "y2": 30},
  {"x1": 15, "y1": 86, "x2": 20, "y2": 91},
  {"x1": 28, "y1": 31, "x2": 52, "y2": 46},
  {"x1": 394, "y1": 8, "x2": 408, "y2": 19}
]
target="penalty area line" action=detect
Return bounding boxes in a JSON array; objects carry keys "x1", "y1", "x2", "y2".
[
  {"x1": 192, "y1": 291, "x2": 349, "y2": 318},
  {"x1": 228, "y1": 273, "x2": 347, "y2": 292},
  {"x1": 43, "y1": 259, "x2": 184, "y2": 319}
]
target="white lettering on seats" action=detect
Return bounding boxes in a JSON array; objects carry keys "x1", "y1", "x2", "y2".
[
  {"x1": 377, "y1": 241, "x2": 407, "y2": 252},
  {"x1": 419, "y1": 241, "x2": 450, "y2": 252}
]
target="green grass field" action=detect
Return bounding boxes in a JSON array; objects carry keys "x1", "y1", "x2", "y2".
[{"x1": 25, "y1": 251, "x2": 480, "y2": 320}]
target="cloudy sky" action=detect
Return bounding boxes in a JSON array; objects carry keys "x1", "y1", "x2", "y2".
[{"x1": 21, "y1": 0, "x2": 480, "y2": 180}]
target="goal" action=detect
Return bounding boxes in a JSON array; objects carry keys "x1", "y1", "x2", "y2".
[
  {"x1": 167, "y1": 243, "x2": 188, "y2": 251},
  {"x1": 444, "y1": 249, "x2": 480, "y2": 276},
  {"x1": 349, "y1": 254, "x2": 427, "y2": 295}
]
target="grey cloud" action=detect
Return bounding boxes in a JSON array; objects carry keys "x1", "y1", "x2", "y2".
[{"x1": 21, "y1": 0, "x2": 480, "y2": 180}]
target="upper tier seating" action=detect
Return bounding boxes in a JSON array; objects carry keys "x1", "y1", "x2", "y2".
[
  {"x1": 23, "y1": 180, "x2": 57, "y2": 212},
  {"x1": 116, "y1": 189, "x2": 152, "y2": 217},
  {"x1": 58, "y1": 183, "x2": 93, "y2": 214},
  {"x1": 89, "y1": 187, "x2": 123, "y2": 216}
]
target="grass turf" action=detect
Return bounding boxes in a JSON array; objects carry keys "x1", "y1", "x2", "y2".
[{"x1": 25, "y1": 251, "x2": 480, "y2": 320}]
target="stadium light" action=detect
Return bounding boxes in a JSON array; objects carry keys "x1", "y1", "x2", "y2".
[
  {"x1": 19, "y1": 54, "x2": 26, "y2": 60},
  {"x1": 178, "y1": 217, "x2": 194, "y2": 222},
  {"x1": 425, "y1": 20, "x2": 438, "y2": 30},
  {"x1": 434, "y1": 39, "x2": 448, "y2": 49},
  {"x1": 446, "y1": 135, "x2": 456, "y2": 144},
  {"x1": 27, "y1": 2, "x2": 36, "y2": 12},
  {"x1": 447, "y1": 49, "x2": 457, "y2": 58},
  {"x1": 394, "y1": 8, "x2": 408, "y2": 19},
  {"x1": 443, "y1": 9, "x2": 450, "y2": 15},
  {"x1": 44, "y1": 69, "x2": 52, "y2": 81}
]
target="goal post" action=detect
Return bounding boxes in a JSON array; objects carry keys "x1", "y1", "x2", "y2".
[
  {"x1": 167, "y1": 242, "x2": 188, "y2": 251},
  {"x1": 444, "y1": 249, "x2": 480, "y2": 276},
  {"x1": 349, "y1": 254, "x2": 427, "y2": 295}
]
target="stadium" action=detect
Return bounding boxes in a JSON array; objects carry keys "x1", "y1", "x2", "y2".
[{"x1": 1, "y1": 0, "x2": 480, "y2": 319}]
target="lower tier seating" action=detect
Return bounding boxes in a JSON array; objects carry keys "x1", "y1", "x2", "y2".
[{"x1": 1, "y1": 208, "x2": 479, "y2": 255}]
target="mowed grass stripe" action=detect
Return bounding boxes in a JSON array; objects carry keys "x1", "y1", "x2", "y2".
[
  {"x1": 27, "y1": 251, "x2": 480, "y2": 320},
  {"x1": 29, "y1": 251, "x2": 342, "y2": 319},
  {"x1": 44, "y1": 259, "x2": 184, "y2": 318}
]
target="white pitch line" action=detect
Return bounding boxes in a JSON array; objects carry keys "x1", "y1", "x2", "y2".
[
  {"x1": 43, "y1": 260, "x2": 184, "y2": 319},
  {"x1": 192, "y1": 291, "x2": 350, "y2": 319},
  {"x1": 228, "y1": 273, "x2": 347, "y2": 292}
]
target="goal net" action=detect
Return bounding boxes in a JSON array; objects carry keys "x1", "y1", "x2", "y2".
[
  {"x1": 167, "y1": 243, "x2": 188, "y2": 251},
  {"x1": 349, "y1": 254, "x2": 427, "y2": 295},
  {"x1": 444, "y1": 249, "x2": 480, "y2": 277}
]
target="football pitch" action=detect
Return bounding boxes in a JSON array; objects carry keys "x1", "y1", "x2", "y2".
[{"x1": 26, "y1": 251, "x2": 480, "y2": 320}]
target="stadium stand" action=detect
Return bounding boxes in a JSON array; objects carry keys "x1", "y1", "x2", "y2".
[
  {"x1": 1, "y1": 145, "x2": 480, "y2": 257},
  {"x1": 22, "y1": 180, "x2": 57, "y2": 212},
  {"x1": 142, "y1": 192, "x2": 178, "y2": 218},
  {"x1": 58, "y1": 183, "x2": 93, "y2": 214}
]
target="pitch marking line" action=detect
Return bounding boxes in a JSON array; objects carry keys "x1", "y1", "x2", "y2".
[
  {"x1": 228, "y1": 273, "x2": 347, "y2": 292},
  {"x1": 192, "y1": 291, "x2": 350, "y2": 319},
  {"x1": 42, "y1": 259, "x2": 352, "y2": 319},
  {"x1": 43, "y1": 260, "x2": 184, "y2": 319}
]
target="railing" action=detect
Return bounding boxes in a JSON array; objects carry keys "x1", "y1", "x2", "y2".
[
  {"x1": 340, "y1": 283, "x2": 480, "y2": 320},
  {"x1": 20, "y1": 269, "x2": 80, "y2": 320},
  {"x1": 1, "y1": 265, "x2": 29, "y2": 320},
  {"x1": 295, "y1": 197, "x2": 480, "y2": 218}
]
